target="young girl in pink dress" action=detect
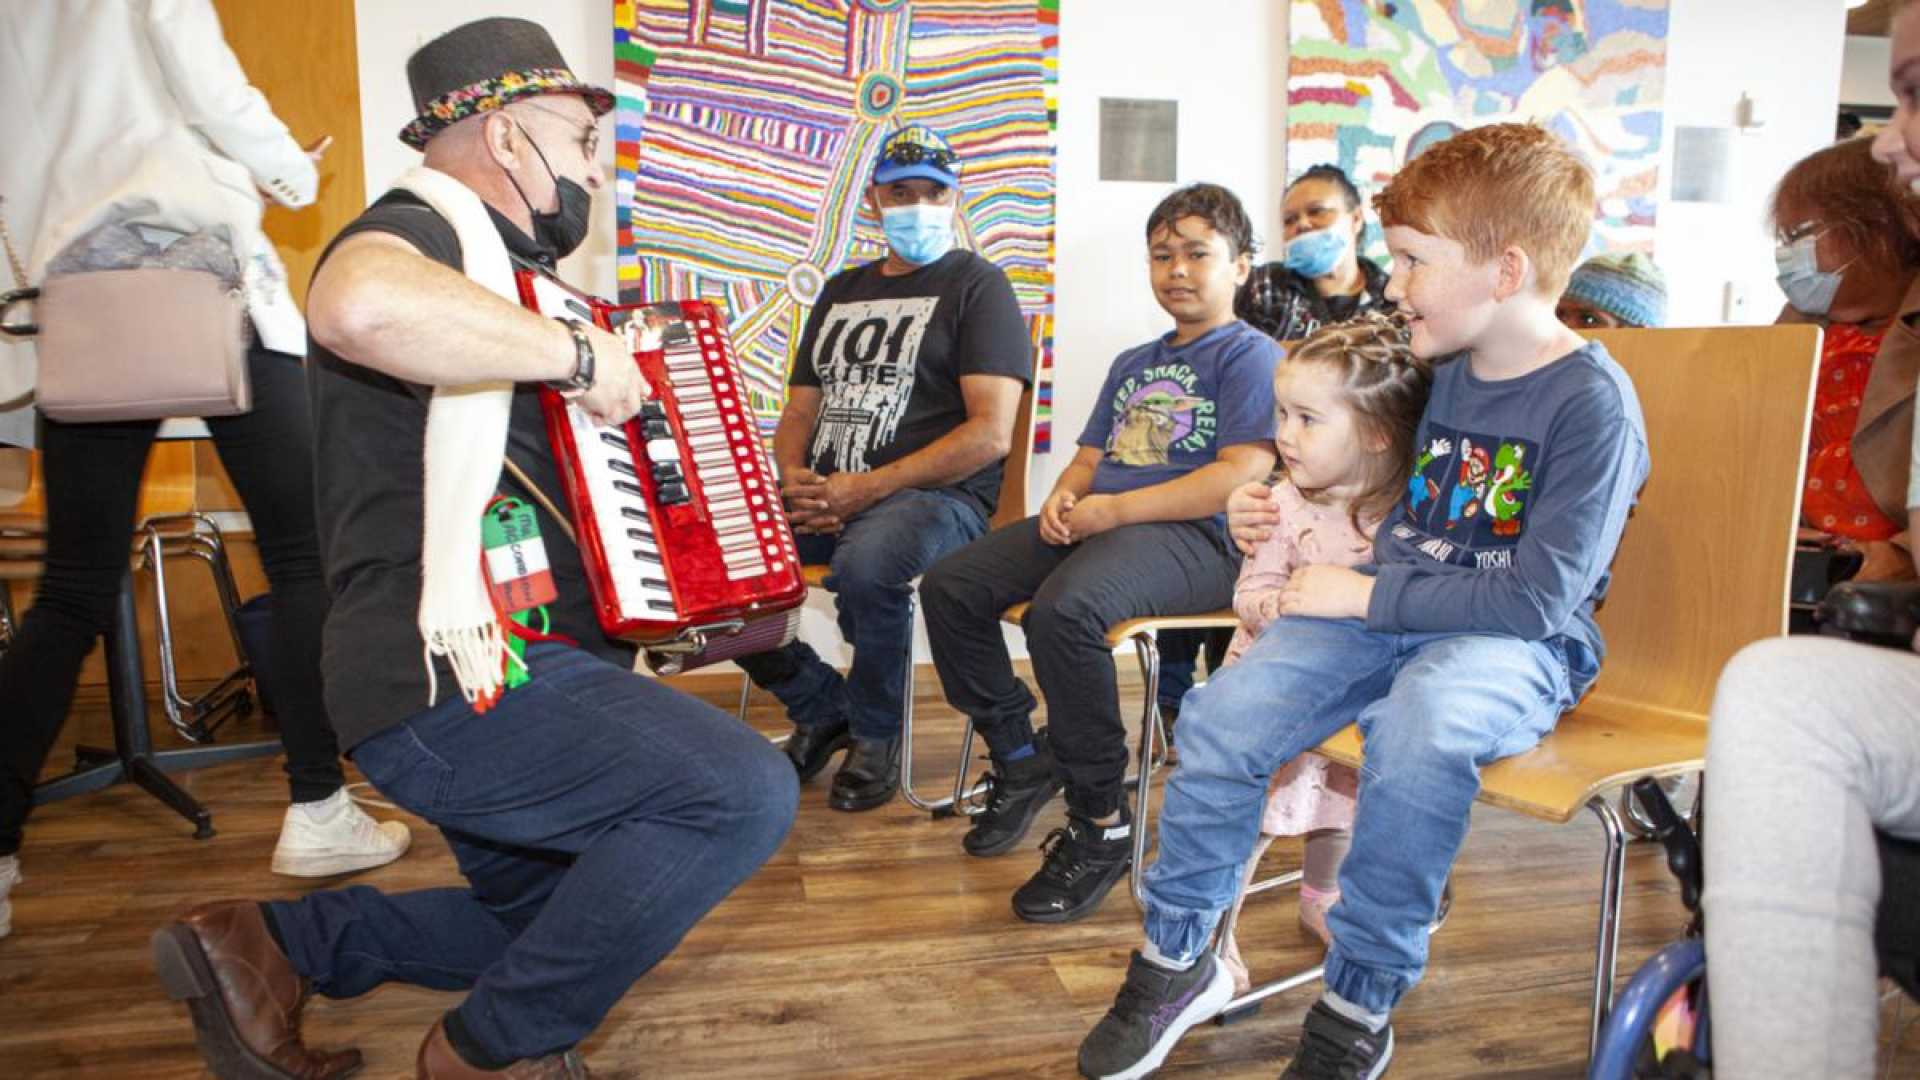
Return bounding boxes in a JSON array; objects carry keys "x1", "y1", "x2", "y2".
[{"x1": 1210, "y1": 312, "x2": 1432, "y2": 991}]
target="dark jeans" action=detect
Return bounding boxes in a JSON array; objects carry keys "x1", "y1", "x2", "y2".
[
  {"x1": 266, "y1": 643, "x2": 796, "y2": 1062},
  {"x1": 920, "y1": 515, "x2": 1240, "y2": 819},
  {"x1": 0, "y1": 344, "x2": 339, "y2": 855},
  {"x1": 736, "y1": 487, "x2": 986, "y2": 740},
  {"x1": 1156, "y1": 627, "x2": 1232, "y2": 711}
]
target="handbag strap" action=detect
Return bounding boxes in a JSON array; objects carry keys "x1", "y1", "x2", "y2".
[
  {"x1": 502, "y1": 454, "x2": 578, "y2": 547},
  {"x1": 0, "y1": 197, "x2": 26, "y2": 289}
]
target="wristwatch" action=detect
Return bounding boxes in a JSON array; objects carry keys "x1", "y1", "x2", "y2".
[{"x1": 548, "y1": 318, "x2": 596, "y2": 394}]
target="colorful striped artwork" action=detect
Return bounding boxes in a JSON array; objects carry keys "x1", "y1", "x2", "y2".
[
  {"x1": 1288, "y1": 0, "x2": 1669, "y2": 260},
  {"x1": 614, "y1": 0, "x2": 1058, "y2": 451}
]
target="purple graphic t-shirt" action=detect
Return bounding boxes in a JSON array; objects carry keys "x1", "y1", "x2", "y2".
[{"x1": 1077, "y1": 320, "x2": 1280, "y2": 522}]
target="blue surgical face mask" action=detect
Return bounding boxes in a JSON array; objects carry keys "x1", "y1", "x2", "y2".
[
  {"x1": 1775, "y1": 232, "x2": 1847, "y2": 317},
  {"x1": 881, "y1": 203, "x2": 955, "y2": 266},
  {"x1": 1283, "y1": 225, "x2": 1351, "y2": 279}
]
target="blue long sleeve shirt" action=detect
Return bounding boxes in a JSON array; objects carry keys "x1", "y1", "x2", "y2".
[{"x1": 1367, "y1": 341, "x2": 1650, "y2": 668}]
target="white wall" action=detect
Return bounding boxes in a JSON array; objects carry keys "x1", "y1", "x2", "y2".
[
  {"x1": 354, "y1": 1, "x2": 619, "y2": 295},
  {"x1": 1651, "y1": 1, "x2": 1848, "y2": 327},
  {"x1": 1843, "y1": 34, "x2": 1897, "y2": 109},
  {"x1": 342, "y1": 1, "x2": 1850, "y2": 668},
  {"x1": 1038, "y1": 0, "x2": 1281, "y2": 499}
]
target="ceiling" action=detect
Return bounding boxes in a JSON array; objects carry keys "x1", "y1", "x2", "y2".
[{"x1": 1851, "y1": 0, "x2": 1900, "y2": 37}]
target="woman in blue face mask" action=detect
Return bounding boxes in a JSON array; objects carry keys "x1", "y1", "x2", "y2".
[
  {"x1": 1233, "y1": 164, "x2": 1391, "y2": 345},
  {"x1": 1770, "y1": 136, "x2": 1920, "y2": 585}
]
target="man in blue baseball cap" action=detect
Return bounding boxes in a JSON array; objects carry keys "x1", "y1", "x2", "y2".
[{"x1": 734, "y1": 123, "x2": 1034, "y2": 813}]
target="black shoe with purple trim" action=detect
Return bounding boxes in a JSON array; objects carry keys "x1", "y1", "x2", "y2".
[{"x1": 1076, "y1": 950, "x2": 1234, "y2": 1079}]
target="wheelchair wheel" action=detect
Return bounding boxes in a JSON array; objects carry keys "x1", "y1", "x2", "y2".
[{"x1": 1588, "y1": 938, "x2": 1710, "y2": 1080}]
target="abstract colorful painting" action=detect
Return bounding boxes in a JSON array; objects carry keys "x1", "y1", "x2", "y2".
[
  {"x1": 615, "y1": 0, "x2": 1059, "y2": 450},
  {"x1": 1287, "y1": 0, "x2": 1669, "y2": 259}
]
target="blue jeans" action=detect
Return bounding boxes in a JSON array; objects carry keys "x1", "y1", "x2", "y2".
[
  {"x1": 264, "y1": 643, "x2": 797, "y2": 1062},
  {"x1": 1142, "y1": 616, "x2": 1593, "y2": 1011},
  {"x1": 736, "y1": 487, "x2": 986, "y2": 740}
]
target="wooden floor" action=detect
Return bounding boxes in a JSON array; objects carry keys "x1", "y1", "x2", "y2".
[{"x1": 2, "y1": 667, "x2": 1914, "y2": 1079}]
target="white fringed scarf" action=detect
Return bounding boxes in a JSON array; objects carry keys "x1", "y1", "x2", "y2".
[{"x1": 392, "y1": 166, "x2": 518, "y2": 710}]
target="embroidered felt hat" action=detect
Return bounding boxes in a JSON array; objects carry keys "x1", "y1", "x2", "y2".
[{"x1": 399, "y1": 17, "x2": 614, "y2": 151}]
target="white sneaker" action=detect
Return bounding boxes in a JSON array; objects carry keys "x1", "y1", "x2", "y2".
[
  {"x1": 0, "y1": 854, "x2": 19, "y2": 939},
  {"x1": 271, "y1": 787, "x2": 412, "y2": 878}
]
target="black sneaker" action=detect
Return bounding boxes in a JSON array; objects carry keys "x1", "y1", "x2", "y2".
[
  {"x1": 962, "y1": 733, "x2": 1063, "y2": 857},
  {"x1": 1076, "y1": 950, "x2": 1234, "y2": 1079},
  {"x1": 1279, "y1": 999, "x2": 1394, "y2": 1079},
  {"x1": 1011, "y1": 814, "x2": 1132, "y2": 923}
]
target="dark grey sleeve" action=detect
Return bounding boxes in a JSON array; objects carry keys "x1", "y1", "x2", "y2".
[{"x1": 1367, "y1": 383, "x2": 1650, "y2": 639}]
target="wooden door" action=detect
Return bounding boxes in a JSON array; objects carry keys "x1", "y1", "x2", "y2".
[{"x1": 209, "y1": 0, "x2": 366, "y2": 304}]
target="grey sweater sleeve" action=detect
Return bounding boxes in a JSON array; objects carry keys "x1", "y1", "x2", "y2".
[{"x1": 1366, "y1": 380, "x2": 1649, "y2": 640}]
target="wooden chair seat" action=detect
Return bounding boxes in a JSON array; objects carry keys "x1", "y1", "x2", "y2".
[
  {"x1": 801, "y1": 563, "x2": 831, "y2": 589},
  {"x1": 1315, "y1": 704, "x2": 1706, "y2": 826},
  {"x1": 999, "y1": 601, "x2": 1238, "y2": 649}
]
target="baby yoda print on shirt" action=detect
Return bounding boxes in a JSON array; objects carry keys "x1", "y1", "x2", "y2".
[
  {"x1": 1104, "y1": 368, "x2": 1215, "y2": 466},
  {"x1": 1075, "y1": 322, "x2": 1280, "y2": 520}
]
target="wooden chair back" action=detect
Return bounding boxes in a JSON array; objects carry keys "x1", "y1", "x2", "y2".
[
  {"x1": 1574, "y1": 325, "x2": 1819, "y2": 725},
  {"x1": 1317, "y1": 325, "x2": 1821, "y2": 819},
  {"x1": 991, "y1": 383, "x2": 1039, "y2": 530}
]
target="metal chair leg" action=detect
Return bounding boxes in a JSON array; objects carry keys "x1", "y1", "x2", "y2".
[
  {"x1": 1587, "y1": 794, "x2": 1631, "y2": 1062},
  {"x1": 1129, "y1": 630, "x2": 1166, "y2": 909},
  {"x1": 140, "y1": 514, "x2": 252, "y2": 743},
  {"x1": 899, "y1": 595, "x2": 991, "y2": 817},
  {"x1": 1213, "y1": 874, "x2": 1454, "y2": 1025}
]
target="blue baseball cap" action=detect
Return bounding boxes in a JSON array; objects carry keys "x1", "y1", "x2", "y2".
[{"x1": 873, "y1": 125, "x2": 961, "y2": 186}]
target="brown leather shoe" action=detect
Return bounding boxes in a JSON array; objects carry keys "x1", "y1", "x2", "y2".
[
  {"x1": 416, "y1": 1018, "x2": 590, "y2": 1078},
  {"x1": 151, "y1": 900, "x2": 362, "y2": 1079}
]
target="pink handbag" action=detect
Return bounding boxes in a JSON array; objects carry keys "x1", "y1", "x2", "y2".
[{"x1": 0, "y1": 201, "x2": 251, "y2": 424}]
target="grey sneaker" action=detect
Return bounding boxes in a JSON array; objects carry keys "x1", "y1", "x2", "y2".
[
  {"x1": 1279, "y1": 999, "x2": 1394, "y2": 1079},
  {"x1": 1077, "y1": 950, "x2": 1234, "y2": 1079}
]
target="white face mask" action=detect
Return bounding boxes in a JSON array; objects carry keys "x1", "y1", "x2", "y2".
[{"x1": 1774, "y1": 232, "x2": 1847, "y2": 317}]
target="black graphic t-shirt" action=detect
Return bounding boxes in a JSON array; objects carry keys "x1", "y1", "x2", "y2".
[
  {"x1": 788, "y1": 250, "x2": 1033, "y2": 519},
  {"x1": 1368, "y1": 341, "x2": 1650, "y2": 670}
]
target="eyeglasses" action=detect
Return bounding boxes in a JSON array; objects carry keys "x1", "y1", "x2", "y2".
[
  {"x1": 512, "y1": 99, "x2": 601, "y2": 161},
  {"x1": 1777, "y1": 220, "x2": 1824, "y2": 246},
  {"x1": 880, "y1": 141, "x2": 959, "y2": 174}
]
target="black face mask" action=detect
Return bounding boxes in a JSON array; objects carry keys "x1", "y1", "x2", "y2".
[{"x1": 502, "y1": 119, "x2": 592, "y2": 260}]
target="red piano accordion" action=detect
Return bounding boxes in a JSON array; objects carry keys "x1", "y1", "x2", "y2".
[{"x1": 514, "y1": 266, "x2": 807, "y2": 674}]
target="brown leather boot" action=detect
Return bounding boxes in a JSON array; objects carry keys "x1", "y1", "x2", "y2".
[
  {"x1": 151, "y1": 900, "x2": 362, "y2": 1079},
  {"x1": 416, "y1": 1018, "x2": 590, "y2": 1078}
]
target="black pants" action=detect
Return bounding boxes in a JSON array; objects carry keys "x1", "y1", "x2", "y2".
[
  {"x1": 920, "y1": 515, "x2": 1239, "y2": 819},
  {"x1": 1156, "y1": 627, "x2": 1232, "y2": 710},
  {"x1": 0, "y1": 344, "x2": 341, "y2": 855}
]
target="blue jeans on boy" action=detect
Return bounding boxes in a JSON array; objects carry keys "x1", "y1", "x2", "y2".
[
  {"x1": 736, "y1": 487, "x2": 986, "y2": 740},
  {"x1": 263, "y1": 643, "x2": 797, "y2": 1062},
  {"x1": 1142, "y1": 615, "x2": 1595, "y2": 1011}
]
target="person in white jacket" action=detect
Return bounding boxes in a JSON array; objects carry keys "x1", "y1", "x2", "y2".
[{"x1": 0, "y1": 0, "x2": 410, "y2": 942}]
